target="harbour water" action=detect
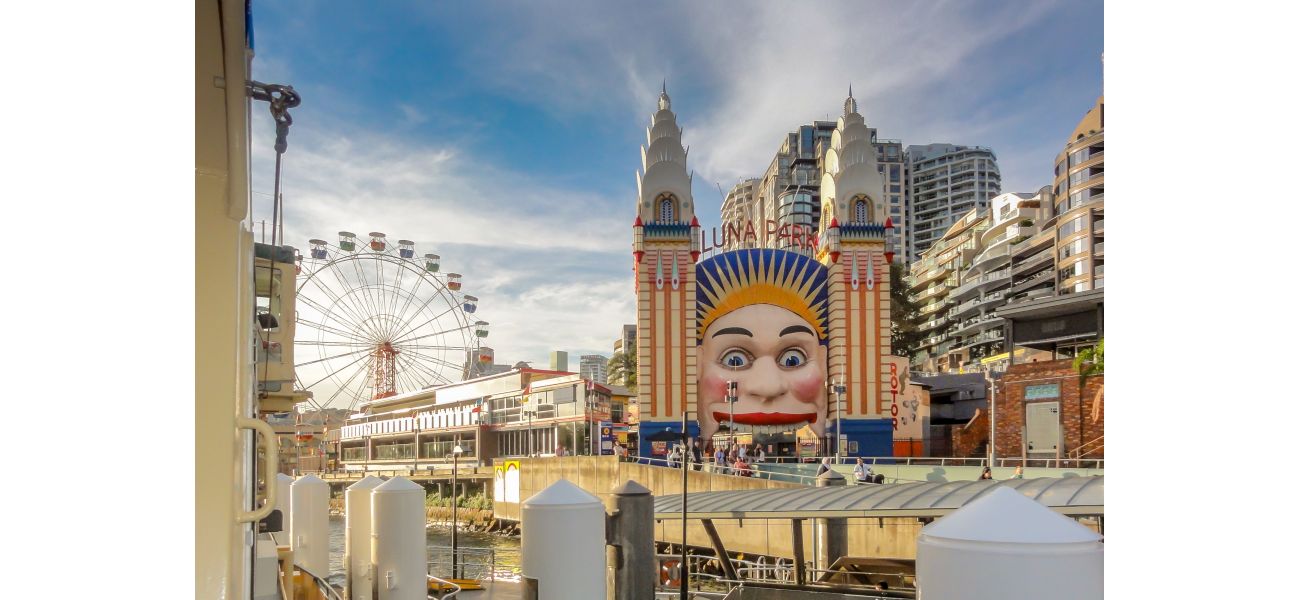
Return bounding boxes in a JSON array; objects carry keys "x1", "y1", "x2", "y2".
[{"x1": 325, "y1": 515, "x2": 521, "y2": 586}]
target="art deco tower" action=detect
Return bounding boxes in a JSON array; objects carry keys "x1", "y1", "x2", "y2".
[
  {"x1": 816, "y1": 89, "x2": 895, "y2": 453},
  {"x1": 631, "y1": 86, "x2": 701, "y2": 447}
]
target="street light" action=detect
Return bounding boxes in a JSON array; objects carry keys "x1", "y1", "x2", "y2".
[
  {"x1": 449, "y1": 444, "x2": 465, "y2": 580},
  {"x1": 412, "y1": 411, "x2": 421, "y2": 474},
  {"x1": 725, "y1": 381, "x2": 738, "y2": 456},
  {"x1": 833, "y1": 380, "x2": 846, "y2": 463},
  {"x1": 679, "y1": 407, "x2": 690, "y2": 600}
]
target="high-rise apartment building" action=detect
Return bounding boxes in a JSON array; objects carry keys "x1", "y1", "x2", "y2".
[
  {"x1": 719, "y1": 178, "x2": 760, "y2": 251},
  {"x1": 875, "y1": 137, "x2": 907, "y2": 259},
  {"x1": 943, "y1": 190, "x2": 1052, "y2": 370},
  {"x1": 908, "y1": 210, "x2": 987, "y2": 370},
  {"x1": 549, "y1": 350, "x2": 569, "y2": 372},
  {"x1": 579, "y1": 354, "x2": 608, "y2": 384},
  {"x1": 907, "y1": 188, "x2": 1053, "y2": 373},
  {"x1": 610, "y1": 324, "x2": 637, "y2": 386},
  {"x1": 753, "y1": 121, "x2": 836, "y2": 254},
  {"x1": 904, "y1": 144, "x2": 1002, "y2": 263},
  {"x1": 1000, "y1": 95, "x2": 1104, "y2": 362},
  {"x1": 719, "y1": 92, "x2": 907, "y2": 260}
]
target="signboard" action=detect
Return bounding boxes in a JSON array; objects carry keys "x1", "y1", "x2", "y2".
[
  {"x1": 494, "y1": 459, "x2": 522, "y2": 504},
  {"x1": 1025, "y1": 383, "x2": 1061, "y2": 400},
  {"x1": 599, "y1": 421, "x2": 614, "y2": 455},
  {"x1": 651, "y1": 441, "x2": 668, "y2": 456}
]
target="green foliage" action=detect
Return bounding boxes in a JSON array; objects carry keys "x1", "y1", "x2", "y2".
[
  {"x1": 1073, "y1": 338, "x2": 1104, "y2": 376},
  {"x1": 426, "y1": 491, "x2": 493, "y2": 510},
  {"x1": 890, "y1": 261, "x2": 925, "y2": 361},
  {"x1": 607, "y1": 351, "x2": 637, "y2": 391}
]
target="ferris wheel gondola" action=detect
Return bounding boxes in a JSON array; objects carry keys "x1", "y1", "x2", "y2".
[{"x1": 293, "y1": 231, "x2": 489, "y2": 411}]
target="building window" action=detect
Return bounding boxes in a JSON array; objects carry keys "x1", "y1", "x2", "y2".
[
  {"x1": 854, "y1": 198, "x2": 869, "y2": 223},
  {"x1": 1059, "y1": 239, "x2": 1088, "y2": 260},
  {"x1": 660, "y1": 199, "x2": 674, "y2": 221}
]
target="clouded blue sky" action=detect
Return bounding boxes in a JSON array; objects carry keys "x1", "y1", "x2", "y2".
[{"x1": 248, "y1": 0, "x2": 1102, "y2": 385}]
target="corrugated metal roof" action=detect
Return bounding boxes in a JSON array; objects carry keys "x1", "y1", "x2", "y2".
[{"x1": 652, "y1": 477, "x2": 1103, "y2": 520}]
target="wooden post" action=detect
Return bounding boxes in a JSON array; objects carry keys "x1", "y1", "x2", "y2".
[
  {"x1": 700, "y1": 519, "x2": 737, "y2": 581},
  {"x1": 791, "y1": 519, "x2": 806, "y2": 586}
]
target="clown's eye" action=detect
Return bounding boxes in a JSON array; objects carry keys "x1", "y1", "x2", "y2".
[
  {"x1": 778, "y1": 348, "x2": 807, "y2": 368},
  {"x1": 720, "y1": 349, "x2": 751, "y2": 369}
]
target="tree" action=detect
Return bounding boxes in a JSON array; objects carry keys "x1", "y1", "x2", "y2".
[
  {"x1": 890, "y1": 261, "x2": 925, "y2": 361},
  {"x1": 607, "y1": 351, "x2": 637, "y2": 391},
  {"x1": 1072, "y1": 338, "x2": 1104, "y2": 376}
]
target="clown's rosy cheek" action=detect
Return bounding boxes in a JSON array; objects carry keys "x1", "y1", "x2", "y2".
[
  {"x1": 700, "y1": 372, "x2": 728, "y2": 400},
  {"x1": 789, "y1": 372, "x2": 824, "y2": 405}
]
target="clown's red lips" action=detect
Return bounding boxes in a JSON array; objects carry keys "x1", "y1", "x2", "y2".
[{"x1": 713, "y1": 411, "x2": 818, "y2": 425}]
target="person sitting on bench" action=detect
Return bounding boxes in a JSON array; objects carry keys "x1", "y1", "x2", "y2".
[{"x1": 853, "y1": 457, "x2": 884, "y2": 484}]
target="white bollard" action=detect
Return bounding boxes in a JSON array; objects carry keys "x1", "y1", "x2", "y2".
[
  {"x1": 275, "y1": 473, "x2": 294, "y2": 536},
  {"x1": 290, "y1": 474, "x2": 330, "y2": 579},
  {"x1": 521, "y1": 479, "x2": 606, "y2": 600},
  {"x1": 372, "y1": 477, "x2": 427, "y2": 600},
  {"x1": 346, "y1": 476, "x2": 386, "y2": 600},
  {"x1": 916, "y1": 486, "x2": 1103, "y2": 600}
]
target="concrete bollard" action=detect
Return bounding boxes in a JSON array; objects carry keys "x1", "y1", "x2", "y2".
[
  {"x1": 815, "y1": 470, "x2": 848, "y2": 572},
  {"x1": 522, "y1": 479, "x2": 606, "y2": 600},
  {"x1": 916, "y1": 486, "x2": 1102, "y2": 600},
  {"x1": 274, "y1": 473, "x2": 294, "y2": 534},
  {"x1": 605, "y1": 480, "x2": 655, "y2": 600},
  {"x1": 290, "y1": 474, "x2": 330, "y2": 578},
  {"x1": 346, "y1": 475, "x2": 386, "y2": 600},
  {"x1": 372, "y1": 477, "x2": 427, "y2": 600}
]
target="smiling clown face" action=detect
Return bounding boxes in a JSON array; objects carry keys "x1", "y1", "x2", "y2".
[{"x1": 697, "y1": 303, "x2": 829, "y2": 440}]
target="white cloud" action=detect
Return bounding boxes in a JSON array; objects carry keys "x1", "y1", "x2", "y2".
[
  {"x1": 249, "y1": 117, "x2": 636, "y2": 401},
  {"x1": 423, "y1": 0, "x2": 1082, "y2": 192},
  {"x1": 398, "y1": 103, "x2": 427, "y2": 125}
]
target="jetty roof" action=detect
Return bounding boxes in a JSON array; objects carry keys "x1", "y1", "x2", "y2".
[{"x1": 652, "y1": 476, "x2": 1103, "y2": 520}]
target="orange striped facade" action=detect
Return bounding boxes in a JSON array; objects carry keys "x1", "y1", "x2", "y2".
[
  {"x1": 825, "y1": 246, "x2": 891, "y2": 419},
  {"x1": 636, "y1": 245, "x2": 697, "y2": 421}
]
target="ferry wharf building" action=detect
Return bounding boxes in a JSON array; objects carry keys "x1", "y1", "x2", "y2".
[
  {"x1": 632, "y1": 88, "x2": 899, "y2": 459},
  {"x1": 335, "y1": 368, "x2": 620, "y2": 470}
]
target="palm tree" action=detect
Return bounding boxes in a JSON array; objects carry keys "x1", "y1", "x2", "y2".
[{"x1": 607, "y1": 351, "x2": 637, "y2": 391}]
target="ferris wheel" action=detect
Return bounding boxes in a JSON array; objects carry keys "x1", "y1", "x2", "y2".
[{"x1": 293, "y1": 231, "x2": 489, "y2": 411}]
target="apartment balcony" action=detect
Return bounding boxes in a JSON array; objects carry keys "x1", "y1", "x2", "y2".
[
  {"x1": 951, "y1": 290, "x2": 1007, "y2": 320},
  {"x1": 918, "y1": 314, "x2": 951, "y2": 332},
  {"x1": 1010, "y1": 229, "x2": 1054, "y2": 257},
  {"x1": 1093, "y1": 219, "x2": 1104, "y2": 235},
  {"x1": 1009, "y1": 268, "x2": 1055, "y2": 294},
  {"x1": 1094, "y1": 241, "x2": 1104, "y2": 256},
  {"x1": 968, "y1": 244, "x2": 1012, "y2": 274},
  {"x1": 1011, "y1": 247, "x2": 1054, "y2": 276},
  {"x1": 914, "y1": 284, "x2": 950, "y2": 303},
  {"x1": 911, "y1": 263, "x2": 950, "y2": 286},
  {"x1": 1006, "y1": 286, "x2": 1054, "y2": 304},
  {"x1": 952, "y1": 314, "x2": 1004, "y2": 337},
  {"x1": 956, "y1": 329, "x2": 1005, "y2": 350},
  {"x1": 918, "y1": 298, "x2": 952, "y2": 316},
  {"x1": 951, "y1": 268, "x2": 1011, "y2": 299}
]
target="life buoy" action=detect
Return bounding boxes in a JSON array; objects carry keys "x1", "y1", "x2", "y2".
[{"x1": 660, "y1": 559, "x2": 682, "y2": 587}]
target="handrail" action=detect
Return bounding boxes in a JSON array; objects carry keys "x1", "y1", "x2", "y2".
[
  {"x1": 235, "y1": 416, "x2": 278, "y2": 523},
  {"x1": 1070, "y1": 435, "x2": 1104, "y2": 460}
]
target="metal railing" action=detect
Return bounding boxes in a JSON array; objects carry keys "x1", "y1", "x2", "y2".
[
  {"x1": 1070, "y1": 435, "x2": 1104, "y2": 460},
  {"x1": 428, "y1": 545, "x2": 517, "y2": 582}
]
